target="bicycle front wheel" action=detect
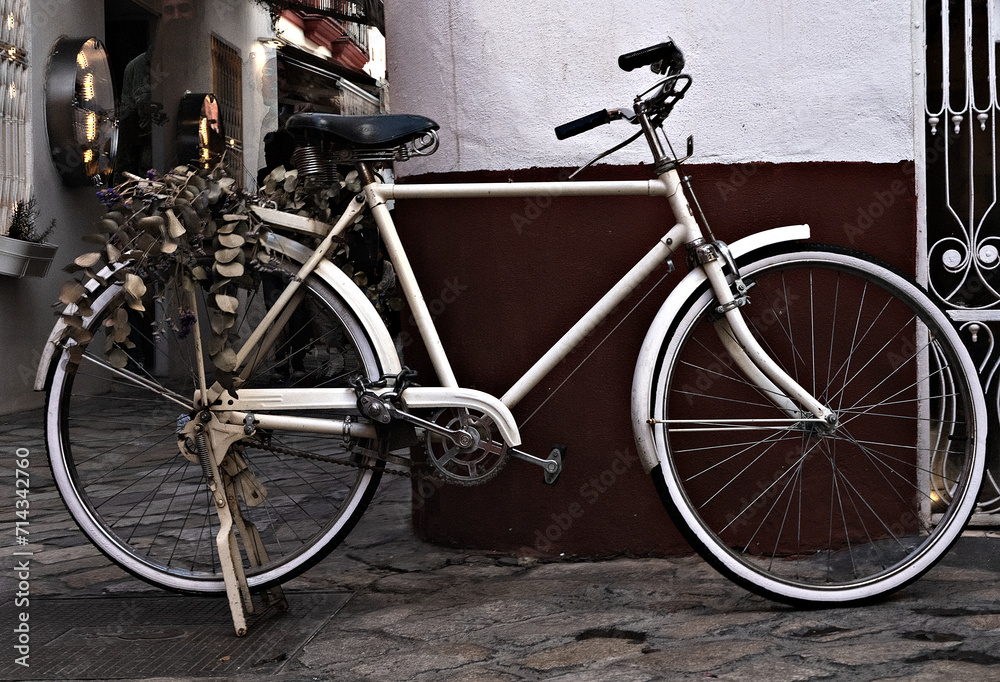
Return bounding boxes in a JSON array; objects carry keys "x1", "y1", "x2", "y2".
[
  {"x1": 651, "y1": 245, "x2": 986, "y2": 605},
  {"x1": 44, "y1": 262, "x2": 386, "y2": 594}
]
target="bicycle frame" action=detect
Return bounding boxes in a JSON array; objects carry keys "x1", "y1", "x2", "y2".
[{"x1": 220, "y1": 162, "x2": 833, "y2": 454}]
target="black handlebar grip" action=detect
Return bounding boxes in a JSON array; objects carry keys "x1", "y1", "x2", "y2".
[
  {"x1": 555, "y1": 109, "x2": 612, "y2": 140},
  {"x1": 618, "y1": 41, "x2": 684, "y2": 73}
]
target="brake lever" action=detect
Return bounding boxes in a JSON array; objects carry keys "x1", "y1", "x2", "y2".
[
  {"x1": 608, "y1": 107, "x2": 637, "y2": 123},
  {"x1": 639, "y1": 74, "x2": 693, "y2": 106}
]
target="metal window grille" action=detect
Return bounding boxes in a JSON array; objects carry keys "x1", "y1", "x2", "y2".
[
  {"x1": 0, "y1": 0, "x2": 29, "y2": 235},
  {"x1": 923, "y1": 0, "x2": 1000, "y2": 514},
  {"x1": 211, "y1": 35, "x2": 245, "y2": 187}
]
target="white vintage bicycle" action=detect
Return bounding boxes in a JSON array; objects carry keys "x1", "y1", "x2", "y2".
[{"x1": 37, "y1": 41, "x2": 986, "y2": 623}]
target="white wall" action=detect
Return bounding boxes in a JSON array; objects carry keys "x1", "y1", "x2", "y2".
[
  {"x1": 386, "y1": 0, "x2": 915, "y2": 175},
  {"x1": 156, "y1": 1, "x2": 274, "y2": 185}
]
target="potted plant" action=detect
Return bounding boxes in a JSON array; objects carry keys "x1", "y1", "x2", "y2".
[{"x1": 0, "y1": 198, "x2": 59, "y2": 278}]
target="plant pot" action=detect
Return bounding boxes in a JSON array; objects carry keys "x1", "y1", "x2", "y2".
[{"x1": 0, "y1": 235, "x2": 59, "y2": 278}]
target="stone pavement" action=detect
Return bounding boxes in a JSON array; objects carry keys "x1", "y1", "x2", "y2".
[{"x1": 3, "y1": 407, "x2": 1000, "y2": 681}]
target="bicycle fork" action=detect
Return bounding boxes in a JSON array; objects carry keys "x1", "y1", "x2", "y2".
[{"x1": 678, "y1": 241, "x2": 836, "y2": 433}]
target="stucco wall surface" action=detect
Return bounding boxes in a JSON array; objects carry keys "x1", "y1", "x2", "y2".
[
  {"x1": 156, "y1": 1, "x2": 273, "y2": 180},
  {"x1": 385, "y1": 0, "x2": 915, "y2": 174}
]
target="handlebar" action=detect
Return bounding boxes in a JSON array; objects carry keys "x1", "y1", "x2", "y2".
[
  {"x1": 617, "y1": 41, "x2": 684, "y2": 75},
  {"x1": 554, "y1": 40, "x2": 689, "y2": 141},
  {"x1": 554, "y1": 109, "x2": 613, "y2": 140}
]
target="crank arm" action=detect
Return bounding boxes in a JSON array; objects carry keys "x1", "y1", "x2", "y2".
[
  {"x1": 391, "y1": 407, "x2": 477, "y2": 449},
  {"x1": 508, "y1": 445, "x2": 564, "y2": 485}
]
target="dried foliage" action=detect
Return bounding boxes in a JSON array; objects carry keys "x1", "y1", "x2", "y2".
[{"x1": 57, "y1": 162, "x2": 399, "y2": 393}]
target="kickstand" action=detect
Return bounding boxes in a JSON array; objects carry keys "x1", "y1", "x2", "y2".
[
  {"x1": 212, "y1": 487, "x2": 251, "y2": 636},
  {"x1": 225, "y1": 475, "x2": 288, "y2": 615},
  {"x1": 192, "y1": 421, "x2": 287, "y2": 637}
]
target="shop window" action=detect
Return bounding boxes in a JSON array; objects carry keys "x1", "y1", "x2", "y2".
[{"x1": 211, "y1": 35, "x2": 245, "y2": 186}]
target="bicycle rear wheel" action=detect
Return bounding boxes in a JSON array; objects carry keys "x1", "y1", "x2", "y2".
[
  {"x1": 650, "y1": 245, "x2": 985, "y2": 605},
  {"x1": 44, "y1": 261, "x2": 386, "y2": 593}
]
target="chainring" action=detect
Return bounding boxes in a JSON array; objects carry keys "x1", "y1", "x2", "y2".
[{"x1": 425, "y1": 408, "x2": 508, "y2": 485}]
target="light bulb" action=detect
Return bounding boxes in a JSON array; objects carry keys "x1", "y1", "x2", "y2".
[
  {"x1": 83, "y1": 149, "x2": 94, "y2": 164},
  {"x1": 82, "y1": 73, "x2": 95, "y2": 101},
  {"x1": 7, "y1": 14, "x2": 14, "y2": 30},
  {"x1": 77, "y1": 50, "x2": 89, "y2": 69},
  {"x1": 85, "y1": 112, "x2": 97, "y2": 141},
  {"x1": 199, "y1": 117, "x2": 209, "y2": 146}
]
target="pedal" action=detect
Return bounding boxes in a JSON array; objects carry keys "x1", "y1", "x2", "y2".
[
  {"x1": 544, "y1": 445, "x2": 565, "y2": 485},
  {"x1": 508, "y1": 444, "x2": 565, "y2": 485}
]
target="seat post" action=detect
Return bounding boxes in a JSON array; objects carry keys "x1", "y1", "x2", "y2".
[{"x1": 356, "y1": 161, "x2": 378, "y2": 186}]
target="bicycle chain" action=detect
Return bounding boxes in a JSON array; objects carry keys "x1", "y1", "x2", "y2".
[{"x1": 249, "y1": 436, "x2": 442, "y2": 482}]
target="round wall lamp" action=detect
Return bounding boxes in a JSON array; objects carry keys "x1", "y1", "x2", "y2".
[
  {"x1": 45, "y1": 37, "x2": 118, "y2": 187},
  {"x1": 177, "y1": 93, "x2": 226, "y2": 168}
]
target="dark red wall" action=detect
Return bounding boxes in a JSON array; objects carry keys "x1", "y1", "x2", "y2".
[{"x1": 394, "y1": 161, "x2": 916, "y2": 557}]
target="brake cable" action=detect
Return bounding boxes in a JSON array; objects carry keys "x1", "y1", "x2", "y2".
[{"x1": 567, "y1": 129, "x2": 645, "y2": 180}]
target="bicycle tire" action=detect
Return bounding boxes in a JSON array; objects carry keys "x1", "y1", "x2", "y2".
[
  {"x1": 44, "y1": 261, "x2": 385, "y2": 594},
  {"x1": 648, "y1": 245, "x2": 986, "y2": 605}
]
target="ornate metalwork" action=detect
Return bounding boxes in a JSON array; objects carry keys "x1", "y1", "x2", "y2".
[{"x1": 924, "y1": 0, "x2": 1000, "y2": 513}]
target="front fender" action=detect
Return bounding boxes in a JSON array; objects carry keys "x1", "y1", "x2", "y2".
[{"x1": 631, "y1": 224, "x2": 810, "y2": 473}]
